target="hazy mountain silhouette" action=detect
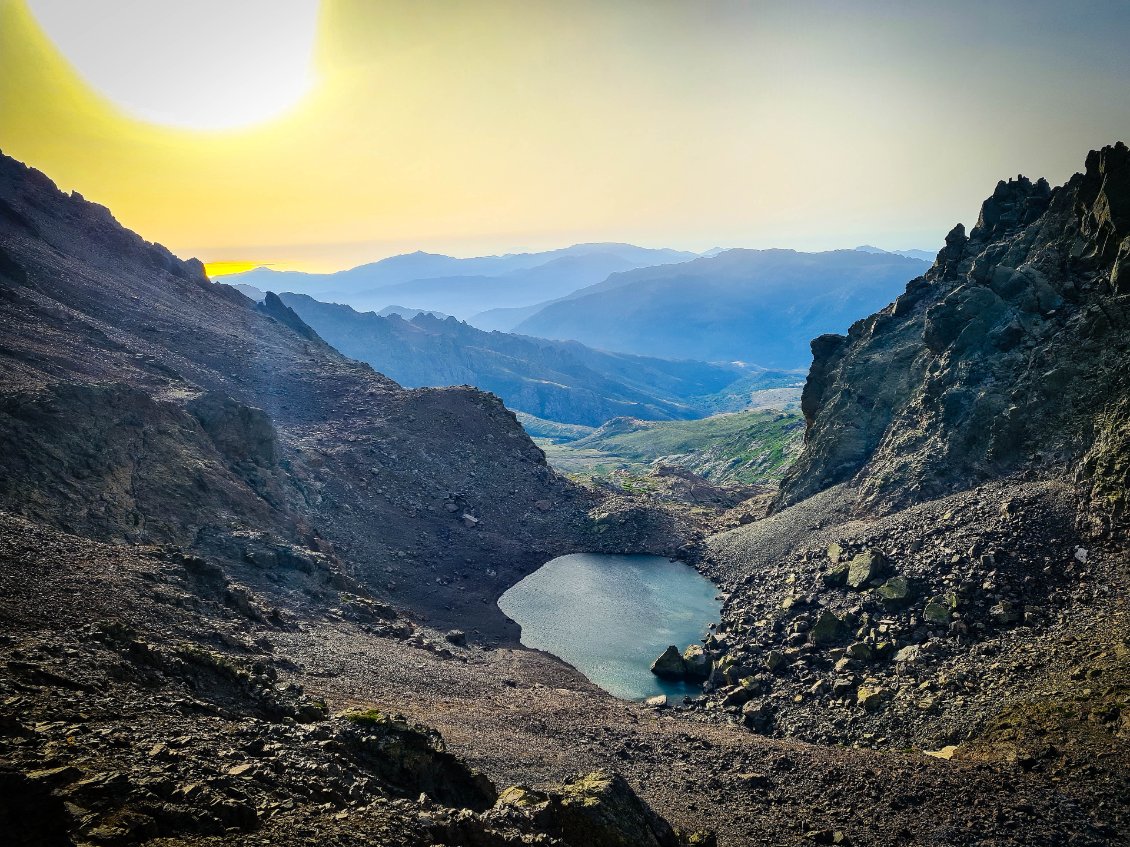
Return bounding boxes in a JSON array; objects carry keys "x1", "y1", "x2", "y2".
[
  {"x1": 276, "y1": 293, "x2": 798, "y2": 426},
  {"x1": 511, "y1": 248, "x2": 931, "y2": 367},
  {"x1": 854, "y1": 244, "x2": 937, "y2": 261},
  {"x1": 221, "y1": 243, "x2": 696, "y2": 318}
]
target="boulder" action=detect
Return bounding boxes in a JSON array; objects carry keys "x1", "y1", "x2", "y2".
[
  {"x1": 990, "y1": 601, "x2": 1022, "y2": 626},
  {"x1": 821, "y1": 562, "x2": 850, "y2": 587},
  {"x1": 338, "y1": 709, "x2": 496, "y2": 810},
  {"x1": 682, "y1": 644, "x2": 712, "y2": 680},
  {"x1": 554, "y1": 770, "x2": 682, "y2": 847},
  {"x1": 893, "y1": 645, "x2": 921, "y2": 663},
  {"x1": 876, "y1": 575, "x2": 912, "y2": 605},
  {"x1": 764, "y1": 650, "x2": 787, "y2": 673},
  {"x1": 741, "y1": 699, "x2": 776, "y2": 733},
  {"x1": 846, "y1": 550, "x2": 888, "y2": 589},
  {"x1": 923, "y1": 597, "x2": 953, "y2": 625},
  {"x1": 650, "y1": 645, "x2": 686, "y2": 678},
  {"x1": 845, "y1": 642, "x2": 873, "y2": 661},
  {"x1": 857, "y1": 686, "x2": 888, "y2": 712},
  {"x1": 809, "y1": 610, "x2": 847, "y2": 645}
]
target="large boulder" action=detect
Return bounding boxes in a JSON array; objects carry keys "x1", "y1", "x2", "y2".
[
  {"x1": 876, "y1": 575, "x2": 912, "y2": 605},
  {"x1": 682, "y1": 644, "x2": 712, "y2": 680},
  {"x1": 338, "y1": 709, "x2": 496, "y2": 810},
  {"x1": 650, "y1": 645, "x2": 686, "y2": 678},
  {"x1": 809, "y1": 610, "x2": 847, "y2": 645},
  {"x1": 846, "y1": 550, "x2": 888, "y2": 589},
  {"x1": 553, "y1": 770, "x2": 682, "y2": 847}
]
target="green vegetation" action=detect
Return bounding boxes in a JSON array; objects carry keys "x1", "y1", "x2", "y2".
[
  {"x1": 513, "y1": 412, "x2": 595, "y2": 443},
  {"x1": 692, "y1": 370, "x2": 804, "y2": 415},
  {"x1": 536, "y1": 409, "x2": 804, "y2": 485}
]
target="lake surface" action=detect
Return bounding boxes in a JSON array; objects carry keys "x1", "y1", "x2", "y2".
[{"x1": 497, "y1": 553, "x2": 720, "y2": 701}]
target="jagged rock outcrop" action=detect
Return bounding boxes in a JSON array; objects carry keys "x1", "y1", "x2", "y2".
[{"x1": 777, "y1": 143, "x2": 1130, "y2": 517}]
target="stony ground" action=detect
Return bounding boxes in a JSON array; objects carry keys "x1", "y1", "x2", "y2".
[{"x1": 2, "y1": 497, "x2": 1126, "y2": 847}]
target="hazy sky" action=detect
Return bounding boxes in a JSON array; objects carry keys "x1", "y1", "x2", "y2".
[{"x1": 1, "y1": 0, "x2": 1127, "y2": 273}]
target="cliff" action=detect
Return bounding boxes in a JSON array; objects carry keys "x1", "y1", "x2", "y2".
[{"x1": 777, "y1": 143, "x2": 1130, "y2": 520}]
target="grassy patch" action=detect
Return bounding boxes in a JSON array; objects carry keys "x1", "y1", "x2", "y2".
[{"x1": 540, "y1": 409, "x2": 804, "y2": 485}]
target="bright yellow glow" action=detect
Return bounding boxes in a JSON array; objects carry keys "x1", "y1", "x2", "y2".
[
  {"x1": 203, "y1": 261, "x2": 265, "y2": 279},
  {"x1": 24, "y1": 0, "x2": 319, "y2": 131},
  {"x1": 0, "y1": 0, "x2": 1120, "y2": 272}
]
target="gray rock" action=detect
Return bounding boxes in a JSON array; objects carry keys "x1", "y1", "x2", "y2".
[
  {"x1": 876, "y1": 575, "x2": 912, "y2": 605},
  {"x1": 847, "y1": 550, "x2": 888, "y2": 589},
  {"x1": 923, "y1": 597, "x2": 953, "y2": 625},
  {"x1": 821, "y1": 562, "x2": 850, "y2": 587},
  {"x1": 682, "y1": 644, "x2": 712, "y2": 680},
  {"x1": 650, "y1": 645, "x2": 686, "y2": 678},
  {"x1": 809, "y1": 610, "x2": 847, "y2": 645}
]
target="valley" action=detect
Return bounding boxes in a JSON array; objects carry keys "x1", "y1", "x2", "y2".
[
  {"x1": 536, "y1": 408, "x2": 804, "y2": 486},
  {"x1": 0, "y1": 140, "x2": 1127, "y2": 847}
]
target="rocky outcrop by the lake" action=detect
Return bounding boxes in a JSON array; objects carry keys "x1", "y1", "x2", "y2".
[
  {"x1": 650, "y1": 643, "x2": 714, "y2": 681},
  {"x1": 777, "y1": 143, "x2": 1130, "y2": 517},
  {"x1": 695, "y1": 145, "x2": 1129, "y2": 841},
  {"x1": 650, "y1": 645, "x2": 687, "y2": 678}
]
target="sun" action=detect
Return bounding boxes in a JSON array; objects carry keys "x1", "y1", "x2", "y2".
[{"x1": 24, "y1": 0, "x2": 320, "y2": 131}]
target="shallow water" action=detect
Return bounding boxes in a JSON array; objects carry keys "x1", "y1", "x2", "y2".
[{"x1": 497, "y1": 553, "x2": 720, "y2": 701}]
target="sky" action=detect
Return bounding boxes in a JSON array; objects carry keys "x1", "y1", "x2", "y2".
[{"x1": 1, "y1": 0, "x2": 1128, "y2": 274}]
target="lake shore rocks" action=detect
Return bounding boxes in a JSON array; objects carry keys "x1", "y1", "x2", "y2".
[
  {"x1": 650, "y1": 642, "x2": 715, "y2": 682},
  {"x1": 651, "y1": 645, "x2": 687, "y2": 678}
]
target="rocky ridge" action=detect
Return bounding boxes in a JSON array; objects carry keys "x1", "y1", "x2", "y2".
[
  {"x1": 692, "y1": 145, "x2": 1129, "y2": 840},
  {"x1": 778, "y1": 143, "x2": 1130, "y2": 516}
]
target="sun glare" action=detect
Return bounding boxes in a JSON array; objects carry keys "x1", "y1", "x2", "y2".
[
  {"x1": 202, "y1": 261, "x2": 266, "y2": 278},
  {"x1": 24, "y1": 0, "x2": 320, "y2": 131}
]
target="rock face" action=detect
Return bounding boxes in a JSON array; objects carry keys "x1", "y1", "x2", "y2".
[
  {"x1": 778, "y1": 143, "x2": 1130, "y2": 517},
  {"x1": 699, "y1": 146, "x2": 1130, "y2": 839}
]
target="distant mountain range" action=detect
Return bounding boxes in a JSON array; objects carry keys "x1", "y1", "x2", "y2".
[
  {"x1": 220, "y1": 243, "x2": 696, "y2": 318},
  {"x1": 854, "y1": 244, "x2": 937, "y2": 262},
  {"x1": 508, "y1": 249, "x2": 931, "y2": 367},
  {"x1": 275, "y1": 293, "x2": 799, "y2": 427},
  {"x1": 230, "y1": 243, "x2": 932, "y2": 370}
]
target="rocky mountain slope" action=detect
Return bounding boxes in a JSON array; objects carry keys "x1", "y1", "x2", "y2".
[
  {"x1": 0, "y1": 150, "x2": 710, "y2": 844},
  {"x1": 276, "y1": 292, "x2": 750, "y2": 426},
  {"x1": 512, "y1": 249, "x2": 930, "y2": 366},
  {"x1": 778, "y1": 144, "x2": 1130, "y2": 515},
  {"x1": 692, "y1": 145, "x2": 1129, "y2": 841}
]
